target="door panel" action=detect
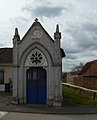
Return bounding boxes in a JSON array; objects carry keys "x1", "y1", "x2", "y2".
[
  {"x1": 37, "y1": 68, "x2": 46, "y2": 104},
  {"x1": 27, "y1": 68, "x2": 37, "y2": 104},
  {"x1": 38, "y1": 88, "x2": 46, "y2": 104},
  {"x1": 26, "y1": 67, "x2": 46, "y2": 104}
]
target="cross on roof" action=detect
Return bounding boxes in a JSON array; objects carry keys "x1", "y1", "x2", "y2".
[{"x1": 35, "y1": 18, "x2": 38, "y2": 22}]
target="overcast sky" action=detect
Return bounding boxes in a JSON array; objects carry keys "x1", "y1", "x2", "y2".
[{"x1": 0, "y1": 0, "x2": 97, "y2": 72}]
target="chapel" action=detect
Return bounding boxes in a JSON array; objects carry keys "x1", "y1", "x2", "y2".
[{"x1": 0, "y1": 18, "x2": 65, "y2": 106}]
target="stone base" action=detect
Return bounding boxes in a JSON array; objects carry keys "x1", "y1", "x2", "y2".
[
  {"x1": 11, "y1": 97, "x2": 25, "y2": 105},
  {"x1": 11, "y1": 97, "x2": 19, "y2": 105},
  {"x1": 11, "y1": 97, "x2": 62, "y2": 107},
  {"x1": 53, "y1": 101, "x2": 62, "y2": 107},
  {"x1": 47, "y1": 99, "x2": 62, "y2": 107},
  {"x1": 18, "y1": 98, "x2": 24, "y2": 104}
]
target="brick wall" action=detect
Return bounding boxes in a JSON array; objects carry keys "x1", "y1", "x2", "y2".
[
  {"x1": 66, "y1": 73, "x2": 78, "y2": 84},
  {"x1": 73, "y1": 76, "x2": 97, "y2": 90}
]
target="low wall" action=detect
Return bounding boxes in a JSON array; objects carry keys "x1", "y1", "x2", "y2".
[{"x1": 62, "y1": 82, "x2": 97, "y2": 100}]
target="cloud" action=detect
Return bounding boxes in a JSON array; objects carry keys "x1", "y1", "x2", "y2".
[
  {"x1": 62, "y1": 19, "x2": 97, "y2": 72},
  {"x1": 66, "y1": 54, "x2": 77, "y2": 60},
  {"x1": 0, "y1": 43, "x2": 6, "y2": 47},
  {"x1": 64, "y1": 45, "x2": 81, "y2": 54},
  {"x1": 65, "y1": 21, "x2": 97, "y2": 51},
  {"x1": 23, "y1": 5, "x2": 66, "y2": 18},
  {"x1": 83, "y1": 22, "x2": 97, "y2": 32},
  {"x1": 32, "y1": 6, "x2": 66, "y2": 18},
  {"x1": 0, "y1": 0, "x2": 96, "y2": 72}
]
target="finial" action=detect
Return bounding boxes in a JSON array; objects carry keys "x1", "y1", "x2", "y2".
[
  {"x1": 35, "y1": 18, "x2": 38, "y2": 22},
  {"x1": 15, "y1": 28, "x2": 19, "y2": 35},
  {"x1": 13, "y1": 27, "x2": 20, "y2": 45},
  {"x1": 56, "y1": 24, "x2": 59, "y2": 33},
  {"x1": 54, "y1": 24, "x2": 61, "y2": 43}
]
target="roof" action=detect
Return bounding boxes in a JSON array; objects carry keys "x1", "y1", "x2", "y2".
[
  {"x1": 21, "y1": 20, "x2": 54, "y2": 42},
  {"x1": 0, "y1": 48, "x2": 12, "y2": 64},
  {"x1": 79, "y1": 60, "x2": 97, "y2": 76}
]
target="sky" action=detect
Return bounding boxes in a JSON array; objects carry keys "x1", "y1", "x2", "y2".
[{"x1": 0, "y1": 0, "x2": 97, "y2": 72}]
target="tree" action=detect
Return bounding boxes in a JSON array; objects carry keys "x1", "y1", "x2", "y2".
[{"x1": 72, "y1": 62, "x2": 84, "y2": 74}]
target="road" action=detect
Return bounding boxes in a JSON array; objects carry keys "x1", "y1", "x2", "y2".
[{"x1": 1, "y1": 112, "x2": 97, "y2": 120}]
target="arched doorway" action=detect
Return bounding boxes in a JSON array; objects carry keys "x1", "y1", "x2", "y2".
[{"x1": 26, "y1": 67, "x2": 47, "y2": 104}]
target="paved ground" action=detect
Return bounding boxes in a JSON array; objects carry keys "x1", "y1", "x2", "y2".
[
  {"x1": 1, "y1": 92, "x2": 97, "y2": 114},
  {"x1": 1, "y1": 112, "x2": 97, "y2": 120},
  {"x1": 0, "y1": 111, "x2": 8, "y2": 119}
]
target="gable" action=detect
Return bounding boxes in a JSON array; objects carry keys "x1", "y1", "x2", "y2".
[
  {"x1": 21, "y1": 19, "x2": 54, "y2": 43},
  {"x1": 85, "y1": 60, "x2": 97, "y2": 76},
  {"x1": 79, "y1": 60, "x2": 97, "y2": 76},
  {"x1": 79, "y1": 61, "x2": 93, "y2": 75},
  {"x1": 18, "y1": 19, "x2": 56, "y2": 61},
  {"x1": 13, "y1": 18, "x2": 65, "y2": 67}
]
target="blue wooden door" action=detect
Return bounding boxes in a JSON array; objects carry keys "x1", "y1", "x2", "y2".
[
  {"x1": 37, "y1": 68, "x2": 46, "y2": 104},
  {"x1": 26, "y1": 67, "x2": 46, "y2": 104}
]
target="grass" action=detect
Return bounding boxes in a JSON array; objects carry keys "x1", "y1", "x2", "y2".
[{"x1": 62, "y1": 85, "x2": 97, "y2": 106}]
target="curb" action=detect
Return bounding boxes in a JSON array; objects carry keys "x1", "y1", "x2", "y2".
[{"x1": 0, "y1": 104, "x2": 97, "y2": 115}]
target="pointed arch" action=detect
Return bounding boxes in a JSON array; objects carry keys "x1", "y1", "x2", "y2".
[
  {"x1": 20, "y1": 42, "x2": 53, "y2": 67},
  {"x1": 25, "y1": 48, "x2": 48, "y2": 67}
]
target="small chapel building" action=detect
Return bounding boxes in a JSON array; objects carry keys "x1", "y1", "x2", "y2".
[{"x1": 0, "y1": 18, "x2": 65, "y2": 106}]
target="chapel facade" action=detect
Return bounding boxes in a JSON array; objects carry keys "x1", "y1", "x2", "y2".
[{"x1": 12, "y1": 18, "x2": 65, "y2": 106}]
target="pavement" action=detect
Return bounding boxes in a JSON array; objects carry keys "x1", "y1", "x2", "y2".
[{"x1": 0, "y1": 92, "x2": 97, "y2": 114}]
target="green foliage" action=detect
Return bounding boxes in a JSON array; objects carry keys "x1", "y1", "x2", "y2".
[{"x1": 62, "y1": 85, "x2": 97, "y2": 106}]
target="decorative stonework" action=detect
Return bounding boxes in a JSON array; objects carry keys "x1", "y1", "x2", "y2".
[
  {"x1": 25, "y1": 48, "x2": 47, "y2": 67},
  {"x1": 53, "y1": 46, "x2": 61, "y2": 64},
  {"x1": 30, "y1": 51, "x2": 43, "y2": 65},
  {"x1": 31, "y1": 27, "x2": 43, "y2": 39}
]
